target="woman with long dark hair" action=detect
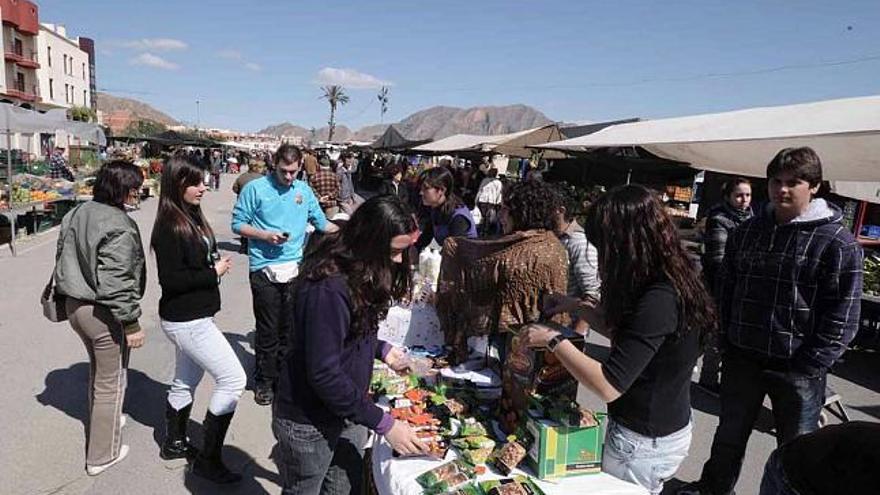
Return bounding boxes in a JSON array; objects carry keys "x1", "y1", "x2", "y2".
[
  {"x1": 273, "y1": 195, "x2": 428, "y2": 495},
  {"x1": 521, "y1": 184, "x2": 716, "y2": 495},
  {"x1": 415, "y1": 166, "x2": 477, "y2": 251},
  {"x1": 53, "y1": 160, "x2": 146, "y2": 475},
  {"x1": 151, "y1": 157, "x2": 246, "y2": 484}
]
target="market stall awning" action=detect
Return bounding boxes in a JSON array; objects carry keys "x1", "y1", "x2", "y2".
[
  {"x1": 411, "y1": 126, "x2": 551, "y2": 155},
  {"x1": 368, "y1": 125, "x2": 429, "y2": 151},
  {"x1": 490, "y1": 124, "x2": 569, "y2": 159},
  {"x1": 0, "y1": 103, "x2": 106, "y2": 145},
  {"x1": 534, "y1": 96, "x2": 880, "y2": 181}
]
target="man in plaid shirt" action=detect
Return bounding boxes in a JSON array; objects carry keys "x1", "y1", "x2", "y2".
[
  {"x1": 683, "y1": 147, "x2": 863, "y2": 495},
  {"x1": 49, "y1": 146, "x2": 74, "y2": 182},
  {"x1": 310, "y1": 158, "x2": 340, "y2": 217}
]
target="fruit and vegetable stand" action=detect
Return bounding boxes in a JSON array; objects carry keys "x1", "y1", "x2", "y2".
[{"x1": 0, "y1": 174, "x2": 94, "y2": 256}]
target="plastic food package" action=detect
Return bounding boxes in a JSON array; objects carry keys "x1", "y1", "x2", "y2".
[{"x1": 491, "y1": 441, "x2": 528, "y2": 475}]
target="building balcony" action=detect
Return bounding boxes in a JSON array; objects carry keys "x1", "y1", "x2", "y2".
[
  {"x1": 3, "y1": 49, "x2": 39, "y2": 69},
  {"x1": 5, "y1": 84, "x2": 40, "y2": 102}
]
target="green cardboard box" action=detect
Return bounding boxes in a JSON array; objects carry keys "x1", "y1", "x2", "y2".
[{"x1": 524, "y1": 410, "x2": 606, "y2": 479}]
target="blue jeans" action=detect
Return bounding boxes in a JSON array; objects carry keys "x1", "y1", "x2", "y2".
[
  {"x1": 602, "y1": 418, "x2": 692, "y2": 495},
  {"x1": 759, "y1": 449, "x2": 801, "y2": 495},
  {"x1": 699, "y1": 350, "x2": 825, "y2": 495},
  {"x1": 272, "y1": 417, "x2": 368, "y2": 495}
]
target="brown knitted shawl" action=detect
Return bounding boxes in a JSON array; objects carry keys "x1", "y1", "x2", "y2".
[{"x1": 436, "y1": 229, "x2": 569, "y2": 363}]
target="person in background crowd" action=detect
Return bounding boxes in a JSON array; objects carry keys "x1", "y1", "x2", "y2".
[
  {"x1": 152, "y1": 157, "x2": 246, "y2": 484},
  {"x1": 49, "y1": 145, "x2": 75, "y2": 182},
  {"x1": 273, "y1": 196, "x2": 428, "y2": 495},
  {"x1": 758, "y1": 421, "x2": 880, "y2": 495},
  {"x1": 681, "y1": 148, "x2": 863, "y2": 495},
  {"x1": 302, "y1": 149, "x2": 319, "y2": 183},
  {"x1": 475, "y1": 168, "x2": 503, "y2": 236},
  {"x1": 232, "y1": 161, "x2": 267, "y2": 254},
  {"x1": 231, "y1": 144, "x2": 339, "y2": 406},
  {"x1": 549, "y1": 182, "x2": 600, "y2": 333},
  {"x1": 415, "y1": 166, "x2": 477, "y2": 251},
  {"x1": 378, "y1": 162, "x2": 409, "y2": 206},
  {"x1": 337, "y1": 153, "x2": 363, "y2": 214},
  {"x1": 698, "y1": 177, "x2": 753, "y2": 393},
  {"x1": 522, "y1": 184, "x2": 716, "y2": 495},
  {"x1": 312, "y1": 158, "x2": 341, "y2": 217},
  {"x1": 53, "y1": 161, "x2": 147, "y2": 476},
  {"x1": 209, "y1": 150, "x2": 223, "y2": 191}
]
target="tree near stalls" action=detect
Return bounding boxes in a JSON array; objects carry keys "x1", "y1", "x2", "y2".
[{"x1": 320, "y1": 85, "x2": 349, "y2": 142}]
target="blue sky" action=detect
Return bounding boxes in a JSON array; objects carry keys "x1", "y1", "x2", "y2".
[{"x1": 38, "y1": 0, "x2": 880, "y2": 133}]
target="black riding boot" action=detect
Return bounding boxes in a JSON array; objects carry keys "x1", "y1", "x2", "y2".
[
  {"x1": 159, "y1": 402, "x2": 199, "y2": 461},
  {"x1": 191, "y1": 410, "x2": 242, "y2": 484}
]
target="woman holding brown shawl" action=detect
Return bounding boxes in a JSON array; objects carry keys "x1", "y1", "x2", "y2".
[{"x1": 436, "y1": 179, "x2": 569, "y2": 363}]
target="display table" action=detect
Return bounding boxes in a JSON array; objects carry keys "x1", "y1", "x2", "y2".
[{"x1": 371, "y1": 434, "x2": 647, "y2": 495}]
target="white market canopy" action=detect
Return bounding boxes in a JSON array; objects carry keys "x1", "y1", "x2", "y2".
[
  {"x1": 0, "y1": 103, "x2": 106, "y2": 146},
  {"x1": 412, "y1": 127, "x2": 537, "y2": 154},
  {"x1": 535, "y1": 96, "x2": 880, "y2": 181}
]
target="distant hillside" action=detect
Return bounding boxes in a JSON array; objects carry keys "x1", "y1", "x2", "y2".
[
  {"x1": 258, "y1": 104, "x2": 553, "y2": 142},
  {"x1": 96, "y1": 92, "x2": 179, "y2": 126}
]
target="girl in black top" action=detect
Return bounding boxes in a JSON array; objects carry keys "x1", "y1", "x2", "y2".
[
  {"x1": 151, "y1": 157, "x2": 246, "y2": 484},
  {"x1": 522, "y1": 184, "x2": 715, "y2": 494}
]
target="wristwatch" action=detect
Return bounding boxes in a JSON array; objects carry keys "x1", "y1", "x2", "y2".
[{"x1": 546, "y1": 333, "x2": 566, "y2": 353}]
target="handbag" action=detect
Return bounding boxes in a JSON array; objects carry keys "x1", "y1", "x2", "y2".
[
  {"x1": 41, "y1": 274, "x2": 67, "y2": 322},
  {"x1": 41, "y1": 205, "x2": 82, "y2": 323}
]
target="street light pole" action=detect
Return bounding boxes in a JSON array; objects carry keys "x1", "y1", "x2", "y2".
[{"x1": 195, "y1": 99, "x2": 201, "y2": 136}]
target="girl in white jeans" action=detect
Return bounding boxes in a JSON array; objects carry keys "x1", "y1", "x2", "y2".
[{"x1": 151, "y1": 157, "x2": 246, "y2": 484}]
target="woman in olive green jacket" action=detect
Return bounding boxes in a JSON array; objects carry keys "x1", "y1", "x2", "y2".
[{"x1": 53, "y1": 160, "x2": 146, "y2": 476}]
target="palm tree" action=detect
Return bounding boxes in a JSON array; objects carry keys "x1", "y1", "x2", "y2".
[
  {"x1": 320, "y1": 85, "x2": 349, "y2": 142},
  {"x1": 377, "y1": 86, "x2": 390, "y2": 124}
]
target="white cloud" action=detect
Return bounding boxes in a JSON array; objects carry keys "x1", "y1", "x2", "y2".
[
  {"x1": 121, "y1": 38, "x2": 188, "y2": 51},
  {"x1": 129, "y1": 53, "x2": 179, "y2": 70},
  {"x1": 315, "y1": 67, "x2": 392, "y2": 89},
  {"x1": 244, "y1": 62, "x2": 262, "y2": 72},
  {"x1": 217, "y1": 49, "x2": 242, "y2": 60}
]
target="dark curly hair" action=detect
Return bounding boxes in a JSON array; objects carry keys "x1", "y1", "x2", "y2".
[
  {"x1": 549, "y1": 181, "x2": 581, "y2": 223},
  {"x1": 503, "y1": 179, "x2": 561, "y2": 232},
  {"x1": 584, "y1": 184, "x2": 716, "y2": 345},
  {"x1": 297, "y1": 195, "x2": 417, "y2": 337}
]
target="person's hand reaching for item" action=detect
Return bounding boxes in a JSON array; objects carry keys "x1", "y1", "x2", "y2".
[
  {"x1": 520, "y1": 323, "x2": 561, "y2": 350},
  {"x1": 384, "y1": 420, "x2": 430, "y2": 457},
  {"x1": 383, "y1": 346, "x2": 410, "y2": 373}
]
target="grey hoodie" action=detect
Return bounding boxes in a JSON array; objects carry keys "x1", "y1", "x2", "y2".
[{"x1": 53, "y1": 201, "x2": 146, "y2": 327}]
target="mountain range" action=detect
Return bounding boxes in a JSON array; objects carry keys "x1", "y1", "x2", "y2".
[
  {"x1": 95, "y1": 92, "x2": 553, "y2": 142},
  {"x1": 258, "y1": 104, "x2": 553, "y2": 142}
]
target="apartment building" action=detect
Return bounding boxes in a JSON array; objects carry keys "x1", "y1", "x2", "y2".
[
  {"x1": 0, "y1": 0, "x2": 41, "y2": 108},
  {"x1": 36, "y1": 22, "x2": 93, "y2": 111}
]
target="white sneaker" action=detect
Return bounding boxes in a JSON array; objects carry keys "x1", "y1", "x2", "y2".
[
  {"x1": 120, "y1": 415, "x2": 127, "y2": 429},
  {"x1": 86, "y1": 445, "x2": 129, "y2": 476}
]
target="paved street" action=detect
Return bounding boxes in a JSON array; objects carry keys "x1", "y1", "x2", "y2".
[{"x1": 1, "y1": 174, "x2": 877, "y2": 495}]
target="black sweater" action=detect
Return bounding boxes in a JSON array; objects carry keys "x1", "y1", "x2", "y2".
[
  {"x1": 601, "y1": 282, "x2": 700, "y2": 437},
  {"x1": 275, "y1": 275, "x2": 388, "y2": 430},
  {"x1": 153, "y1": 222, "x2": 221, "y2": 322}
]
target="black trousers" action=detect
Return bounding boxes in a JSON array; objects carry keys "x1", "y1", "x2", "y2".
[
  {"x1": 698, "y1": 349, "x2": 826, "y2": 495},
  {"x1": 249, "y1": 270, "x2": 294, "y2": 388}
]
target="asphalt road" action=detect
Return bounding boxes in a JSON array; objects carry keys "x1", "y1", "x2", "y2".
[{"x1": 0, "y1": 174, "x2": 877, "y2": 495}]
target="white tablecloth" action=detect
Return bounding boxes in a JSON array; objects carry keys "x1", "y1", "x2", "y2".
[{"x1": 371, "y1": 435, "x2": 648, "y2": 495}]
